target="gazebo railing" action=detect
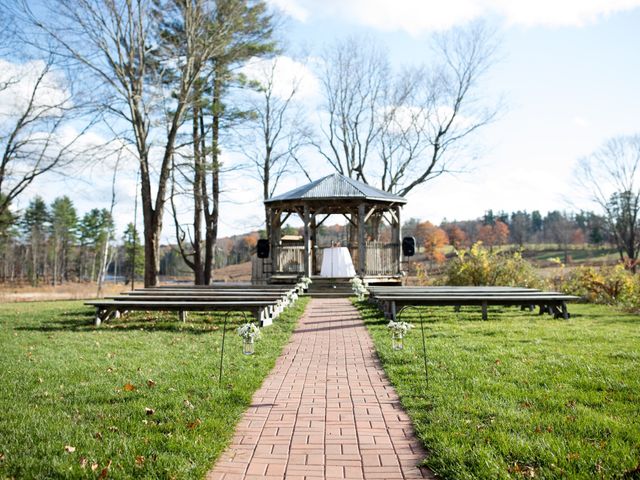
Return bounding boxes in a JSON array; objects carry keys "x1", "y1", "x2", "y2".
[
  {"x1": 278, "y1": 245, "x2": 305, "y2": 273},
  {"x1": 365, "y1": 241, "x2": 400, "y2": 276}
]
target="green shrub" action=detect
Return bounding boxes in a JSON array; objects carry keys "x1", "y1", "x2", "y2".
[
  {"x1": 444, "y1": 242, "x2": 542, "y2": 288},
  {"x1": 561, "y1": 264, "x2": 640, "y2": 309}
]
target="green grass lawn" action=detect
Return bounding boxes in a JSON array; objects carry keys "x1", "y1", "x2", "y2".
[
  {"x1": 357, "y1": 301, "x2": 640, "y2": 480},
  {"x1": 0, "y1": 297, "x2": 308, "y2": 479}
]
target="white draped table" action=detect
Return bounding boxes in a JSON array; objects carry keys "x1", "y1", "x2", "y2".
[{"x1": 320, "y1": 247, "x2": 356, "y2": 277}]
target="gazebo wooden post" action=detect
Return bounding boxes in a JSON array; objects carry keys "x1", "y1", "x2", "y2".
[
  {"x1": 270, "y1": 208, "x2": 281, "y2": 275},
  {"x1": 310, "y1": 213, "x2": 317, "y2": 276},
  {"x1": 303, "y1": 205, "x2": 312, "y2": 278},
  {"x1": 394, "y1": 205, "x2": 402, "y2": 274},
  {"x1": 357, "y1": 203, "x2": 366, "y2": 277}
]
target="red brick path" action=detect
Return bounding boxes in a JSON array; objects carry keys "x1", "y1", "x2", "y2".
[{"x1": 207, "y1": 298, "x2": 434, "y2": 480}]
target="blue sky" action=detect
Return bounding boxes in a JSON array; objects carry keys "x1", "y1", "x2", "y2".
[{"x1": 15, "y1": 0, "x2": 640, "y2": 238}]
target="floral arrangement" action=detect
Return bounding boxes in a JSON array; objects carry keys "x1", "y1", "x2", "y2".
[
  {"x1": 237, "y1": 322, "x2": 261, "y2": 341},
  {"x1": 387, "y1": 320, "x2": 413, "y2": 336},
  {"x1": 350, "y1": 277, "x2": 369, "y2": 300},
  {"x1": 300, "y1": 276, "x2": 312, "y2": 288}
]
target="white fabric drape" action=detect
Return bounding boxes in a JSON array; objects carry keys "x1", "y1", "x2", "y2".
[{"x1": 320, "y1": 247, "x2": 356, "y2": 277}]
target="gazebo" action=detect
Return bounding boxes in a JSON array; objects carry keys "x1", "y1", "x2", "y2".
[{"x1": 255, "y1": 173, "x2": 407, "y2": 284}]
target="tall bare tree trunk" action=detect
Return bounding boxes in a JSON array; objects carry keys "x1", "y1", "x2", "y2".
[{"x1": 203, "y1": 71, "x2": 222, "y2": 285}]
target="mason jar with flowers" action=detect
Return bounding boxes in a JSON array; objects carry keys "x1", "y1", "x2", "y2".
[
  {"x1": 237, "y1": 322, "x2": 261, "y2": 355},
  {"x1": 387, "y1": 320, "x2": 413, "y2": 350}
]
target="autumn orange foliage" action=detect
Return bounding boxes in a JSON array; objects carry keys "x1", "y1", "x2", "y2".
[
  {"x1": 476, "y1": 220, "x2": 510, "y2": 247},
  {"x1": 417, "y1": 221, "x2": 449, "y2": 263},
  {"x1": 444, "y1": 225, "x2": 468, "y2": 249}
]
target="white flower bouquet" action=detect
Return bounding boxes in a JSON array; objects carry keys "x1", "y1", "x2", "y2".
[
  {"x1": 237, "y1": 322, "x2": 261, "y2": 341},
  {"x1": 350, "y1": 277, "x2": 369, "y2": 300},
  {"x1": 387, "y1": 320, "x2": 413, "y2": 336}
]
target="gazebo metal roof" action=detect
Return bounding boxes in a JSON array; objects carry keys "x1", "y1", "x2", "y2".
[{"x1": 265, "y1": 173, "x2": 407, "y2": 205}]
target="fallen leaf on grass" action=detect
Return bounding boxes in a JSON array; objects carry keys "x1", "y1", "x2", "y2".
[
  {"x1": 0, "y1": 453, "x2": 5, "y2": 461},
  {"x1": 94, "y1": 432, "x2": 103, "y2": 441},
  {"x1": 508, "y1": 463, "x2": 536, "y2": 478},
  {"x1": 38, "y1": 378, "x2": 43, "y2": 383},
  {"x1": 64, "y1": 445, "x2": 76, "y2": 453},
  {"x1": 187, "y1": 419, "x2": 202, "y2": 430},
  {"x1": 183, "y1": 399, "x2": 194, "y2": 409},
  {"x1": 108, "y1": 426, "x2": 119, "y2": 432},
  {"x1": 123, "y1": 383, "x2": 136, "y2": 392},
  {"x1": 145, "y1": 407, "x2": 155, "y2": 415},
  {"x1": 98, "y1": 460, "x2": 112, "y2": 479},
  {"x1": 567, "y1": 452, "x2": 580, "y2": 461},
  {"x1": 135, "y1": 455, "x2": 145, "y2": 466},
  {"x1": 79, "y1": 457, "x2": 87, "y2": 468},
  {"x1": 147, "y1": 379, "x2": 156, "y2": 388}
]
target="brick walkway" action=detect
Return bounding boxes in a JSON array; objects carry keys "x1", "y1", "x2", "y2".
[{"x1": 207, "y1": 298, "x2": 434, "y2": 480}]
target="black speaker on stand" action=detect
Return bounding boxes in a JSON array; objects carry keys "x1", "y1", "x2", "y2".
[
  {"x1": 257, "y1": 239, "x2": 270, "y2": 259},
  {"x1": 402, "y1": 236, "x2": 416, "y2": 257}
]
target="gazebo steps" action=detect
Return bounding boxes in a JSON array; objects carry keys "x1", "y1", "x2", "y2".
[
  {"x1": 268, "y1": 274, "x2": 301, "y2": 285},
  {"x1": 306, "y1": 278, "x2": 354, "y2": 298},
  {"x1": 304, "y1": 290, "x2": 354, "y2": 298}
]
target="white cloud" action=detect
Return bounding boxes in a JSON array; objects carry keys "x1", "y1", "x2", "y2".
[
  {"x1": 0, "y1": 59, "x2": 70, "y2": 117},
  {"x1": 273, "y1": 0, "x2": 640, "y2": 33},
  {"x1": 573, "y1": 116, "x2": 590, "y2": 128},
  {"x1": 494, "y1": 0, "x2": 640, "y2": 27},
  {"x1": 241, "y1": 55, "x2": 321, "y2": 102},
  {"x1": 267, "y1": 0, "x2": 310, "y2": 22}
]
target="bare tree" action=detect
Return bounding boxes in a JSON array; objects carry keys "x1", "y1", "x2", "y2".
[
  {"x1": 315, "y1": 36, "x2": 389, "y2": 184},
  {"x1": 0, "y1": 55, "x2": 96, "y2": 223},
  {"x1": 97, "y1": 154, "x2": 122, "y2": 297},
  {"x1": 240, "y1": 56, "x2": 311, "y2": 236},
  {"x1": 577, "y1": 135, "x2": 640, "y2": 271},
  {"x1": 22, "y1": 0, "x2": 229, "y2": 286},
  {"x1": 315, "y1": 23, "x2": 499, "y2": 196}
]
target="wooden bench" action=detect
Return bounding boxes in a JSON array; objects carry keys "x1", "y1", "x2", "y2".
[
  {"x1": 86, "y1": 282, "x2": 306, "y2": 327},
  {"x1": 369, "y1": 289, "x2": 580, "y2": 320},
  {"x1": 85, "y1": 299, "x2": 281, "y2": 326}
]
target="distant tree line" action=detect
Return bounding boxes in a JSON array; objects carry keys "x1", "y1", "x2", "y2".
[
  {"x1": 0, "y1": 196, "x2": 143, "y2": 286},
  {"x1": 402, "y1": 209, "x2": 610, "y2": 264},
  {"x1": 0, "y1": 193, "x2": 267, "y2": 285}
]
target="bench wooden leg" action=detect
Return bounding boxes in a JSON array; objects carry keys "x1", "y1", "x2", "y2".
[
  {"x1": 550, "y1": 303, "x2": 569, "y2": 319},
  {"x1": 481, "y1": 301, "x2": 488, "y2": 321},
  {"x1": 259, "y1": 308, "x2": 273, "y2": 327},
  {"x1": 95, "y1": 308, "x2": 114, "y2": 326},
  {"x1": 179, "y1": 311, "x2": 187, "y2": 322}
]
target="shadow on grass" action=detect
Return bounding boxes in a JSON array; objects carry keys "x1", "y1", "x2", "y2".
[{"x1": 14, "y1": 309, "x2": 262, "y2": 335}]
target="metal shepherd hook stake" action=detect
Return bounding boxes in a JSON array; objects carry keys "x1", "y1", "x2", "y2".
[
  {"x1": 396, "y1": 306, "x2": 429, "y2": 389},
  {"x1": 218, "y1": 311, "x2": 250, "y2": 384}
]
